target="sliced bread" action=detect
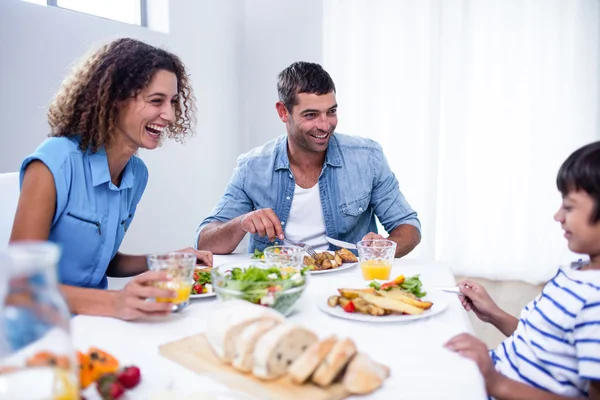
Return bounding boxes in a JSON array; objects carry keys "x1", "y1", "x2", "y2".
[
  {"x1": 252, "y1": 323, "x2": 318, "y2": 380},
  {"x1": 311, "y1": 337, "x2": 357, "y2": 387},
  {"x1": 342, "y1": 353, "x2": 390, "y2": 394},
  {"x1": 288, "y1": 335, "x2": 338, "y2": 384},
  {"x1": 232, "y1": 318, "x2": 280, "y2": 372}
]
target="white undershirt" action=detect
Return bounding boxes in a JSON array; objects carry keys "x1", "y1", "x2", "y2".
[{"x1": 284, "y1": 183, "x2": 328, "y2": 250}]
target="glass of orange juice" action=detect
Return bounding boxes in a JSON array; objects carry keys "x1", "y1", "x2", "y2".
[
  {"x1": 357, "y1": 239, "x2": 396, "y2": 280},
  {"x1": 147, "y1": 252, "x2": 196, "y2": 312}
]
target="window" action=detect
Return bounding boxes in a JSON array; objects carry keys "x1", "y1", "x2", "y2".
[{"x1": 20, "y1": 0, "x2": 168, "y2": 32}]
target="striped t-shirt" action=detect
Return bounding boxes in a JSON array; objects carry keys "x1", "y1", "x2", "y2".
[{"x1": 490, "y1": 264, "x2": 600, "y2": 397}]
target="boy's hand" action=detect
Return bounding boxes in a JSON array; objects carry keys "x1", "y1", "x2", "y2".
[
  {"x1": 444, "y1": 333, "x2": 504, "y2": 394},
  {"x1": 458, "y1": 280, "x2": 502, "y2": 324}
]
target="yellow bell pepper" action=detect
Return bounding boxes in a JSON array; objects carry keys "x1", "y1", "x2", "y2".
[{"x1": 393, "y1": 275, "x2": 405, "y2": 285}]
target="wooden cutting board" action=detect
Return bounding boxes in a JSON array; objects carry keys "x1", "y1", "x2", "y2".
[{"x1": 159, "y1": 333, "x2": 350, "y2": 400}]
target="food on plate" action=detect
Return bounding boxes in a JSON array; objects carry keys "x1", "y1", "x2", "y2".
[
  {"x1": 25, "y1": 351, "x2": 71, "y2": 370},
  {"x1": 251, "y1": 249, "x2": 265, "y2": 259},
  {"x1": 312, "y1": 338, "x2": 357, "y2": 387},
  {"x1": 288, "y1": 335, "x2": 338, "y2": 384},
  {"x1": 327, "y1": 274, "x2": 433, "y2": 317},
  {"x1": 205, "y1": 301, "x2": 390, "y2": 393},
  {"x1": 252, "y1": 324, "x2": 318, "y2": 380},
  {"x1": 116, "y1": 365, "x2": 141, "y2": 389},
  {"x1": 342, "y1": 353, "x2": 391, "y2": 395},
  {"x1": 213, "y1": 264, "x2": 308, "y2": 315},
  {"x1": 96, "y1": 373, "x2": 126, "y2": 399},
  {"x1": 337, "y1": 248, "x2": 358, "y2": 263},
  {"x1": 337, "y1": 288, "x2": 375, "y2": 300},
  {"x1": 303, "y1": 248, "x2": 357, "y2": 271},
  {"x1": 192, "y1": 267, "x2": 213, "y2": 295},
  {"x1": 78, "y1": 347, "x2": 120, "y2": 389},
  {"x1": 368, "y1": 274, "x2": 427, "y2": 298}
]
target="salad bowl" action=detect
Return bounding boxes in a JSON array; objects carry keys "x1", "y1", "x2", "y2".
[{"x1": 211, "y1": 260, "x2": 309, "y2": 316}]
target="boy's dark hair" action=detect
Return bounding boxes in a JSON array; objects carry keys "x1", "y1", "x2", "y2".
[
  {"x1": 277, "y1": 62, "x2": 336, "y2": 112},
  {"x1": 557, "y1": 141, "x2": 600, "y2": 223}
]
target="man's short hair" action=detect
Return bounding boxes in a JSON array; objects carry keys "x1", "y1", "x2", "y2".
[{"x1": 277, "y1": 62, "x2": 336, "y2": 112}]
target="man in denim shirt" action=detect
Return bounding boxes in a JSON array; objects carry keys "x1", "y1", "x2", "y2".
[{"x1": 196, "y1": 62, "x2": 421, "y2": 257}]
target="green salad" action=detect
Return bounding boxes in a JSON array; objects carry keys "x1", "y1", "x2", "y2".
[
  {"x1": 368, "y1": 274, "x2": 427, "y2": 298},
  {"x1": 215, "y1": 265, "x2": 308, "y2": 315},
  {"x1": 251, "y1": 249, "x2": 265, "y2": 259}
]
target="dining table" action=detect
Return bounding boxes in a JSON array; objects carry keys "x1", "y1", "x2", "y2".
[{"x1": 74, "y1": 254, "x2": 488, "y2": 400}]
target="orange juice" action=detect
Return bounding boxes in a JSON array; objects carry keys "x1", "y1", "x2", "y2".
[
  {"x1": 155, "y1": 280, "x2": 192, "y2": 304},
  {"x1": 361, "y1": 260, "x2": 392, "y2": 280}
]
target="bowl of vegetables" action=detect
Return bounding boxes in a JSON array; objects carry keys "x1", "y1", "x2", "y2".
[{"x1": 211, "y1": 260, "x2": 309, "y2": 316}]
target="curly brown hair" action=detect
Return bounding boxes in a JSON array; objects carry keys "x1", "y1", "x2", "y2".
[{"x1": 48, "y1": 38, "x2": 196, "y2": 152}]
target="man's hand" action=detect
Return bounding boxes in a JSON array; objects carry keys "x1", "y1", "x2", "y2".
[
  {"x1": 444, "y1": 333, "x2": 504, "y2": 394},
  {"x1": 361, "y1": 232, "x2": 386, "y2": 241},
  {"x1": 240, "y1": 208, "x2": 284, "y2": 242}
]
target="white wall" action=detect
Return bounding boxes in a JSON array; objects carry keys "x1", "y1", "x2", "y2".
[
  {"x1": 0, "y1": 0, "x2": 325, "y2": 254},
  {"x1": 0, "y1": 0, "x2": 244, "y2": 253},
  {"x1": 240, "y1": 0, "x2": 324, "y2": 151}
]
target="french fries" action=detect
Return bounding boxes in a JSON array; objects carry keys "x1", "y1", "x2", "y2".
[
  {"x1": 327, "y1": 286, "x2": 433, "y2": 317},
  {"x1": 359, "y1": 293, "x2": 424, "y2": 315},
  {"x1": 337, "y1": 288, "x2": 376, "y2": 300},
  {"x1": 376, "y1": 290, "x2": 433, "y2": 310}
]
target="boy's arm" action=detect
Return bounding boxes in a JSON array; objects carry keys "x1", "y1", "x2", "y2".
[
  {"x1": 491, "y1": 375, "x2": 591, "y2": 400},
  {"x1": 490, "y1": 309, "x2": 520, "y2": 337}
]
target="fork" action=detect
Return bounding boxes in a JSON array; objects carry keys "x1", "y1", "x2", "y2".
[{"x1": 282, "y1": 238, "x2": 318, "y2": 259}]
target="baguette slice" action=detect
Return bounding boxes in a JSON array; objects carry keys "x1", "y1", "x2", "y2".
[
  {"x1": 343, "y1": 353, "x2": 390, "y2": 394},
  {"x1": 232, "y1": 319, "x2": 280, "y2": 372},
  {"x1": 288, "y1": 335, "x2": 338, "y2": 384},
  {"x1": 311, "y1": 337, "x2": 357, "y2": 387}
]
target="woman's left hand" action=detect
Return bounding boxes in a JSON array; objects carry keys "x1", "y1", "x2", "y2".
[{"x1": 177, "y1": 247, "x2": 213, "y2": 266}]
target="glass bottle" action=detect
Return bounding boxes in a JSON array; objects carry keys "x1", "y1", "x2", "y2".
[{"x1": 0, "y1": 242, "x2": 78, "y2": 400}]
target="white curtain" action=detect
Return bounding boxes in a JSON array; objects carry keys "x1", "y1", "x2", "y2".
[{"x1": 323, "y1": 0, "x2": 600, "y2": 284}]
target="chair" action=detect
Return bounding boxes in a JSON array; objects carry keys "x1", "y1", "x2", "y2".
[{"x1": 0, "y1": 173, "x2": 20, "y2": 250}]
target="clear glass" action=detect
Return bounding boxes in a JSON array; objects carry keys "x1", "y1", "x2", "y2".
[
  {"x1": 147, "y1": 252, "x2": 196, "y2": 312},
  {"x1": 0, "y1": 242, "x2": 79, "y2": 400},
  {"x1": 357, "y1": 239, "x2": 397, "y2": 280},
  {"x1": 211, "y1": 260, "x2": 308, "y2": 316},
  {"x1": 263, "y1": 245, "x2": 304, "y2": 270}
]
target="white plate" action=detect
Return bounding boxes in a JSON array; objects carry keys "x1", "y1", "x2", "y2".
[
  {"x1": 190, "y1": 292, "x2": 216, "y2": 299},
  {"x1": 317, "y1": 289, "x2": 448, "y2": 322},
  {"x1": 310, "y1": 262, "x2": 357, "y2": 275}
]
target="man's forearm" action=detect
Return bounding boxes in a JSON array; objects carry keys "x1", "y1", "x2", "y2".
[
  {"x1": 388, "y1": 224, "x2": 421, "y2": 257},
  {"x1": 106, "y1": 253, "x2": 148, "y2": 277},
  {"x1": 197, "y1": 217, "x2": 247, "y2": 254},
  {"x1": 59, "y1": 284, "x2": 117, "y2": 317}
]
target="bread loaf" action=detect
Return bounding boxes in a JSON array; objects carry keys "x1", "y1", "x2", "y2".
[
  {"x1": 205, "y1": 300, "x2": 284, "y2": 362},
  {"x1": 252, "y1": 324, "x2": 318, "y2": 380}
]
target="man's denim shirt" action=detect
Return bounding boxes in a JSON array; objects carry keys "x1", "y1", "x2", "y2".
[{"x1": 196, "y1": 133, "x2": 421, "y2": 253}]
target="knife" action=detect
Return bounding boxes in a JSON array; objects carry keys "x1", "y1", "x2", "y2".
[{"x1": 325, "y1": 237, "x2": 357, "y2": 250}]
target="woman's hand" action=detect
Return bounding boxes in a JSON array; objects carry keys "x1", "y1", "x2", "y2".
[
  {"x1": 113, "y1": 271, "x2": 175, "y2": 320},
  {"x1": 177, "y1": 247, "x2": 213, "y2": 266}
]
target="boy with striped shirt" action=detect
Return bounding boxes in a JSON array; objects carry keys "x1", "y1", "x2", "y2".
[{"x1": 445, "y1": 141, "x2": 600, "y2": 399}]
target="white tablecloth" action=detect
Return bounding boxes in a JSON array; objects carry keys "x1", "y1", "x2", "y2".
[{"x1": 73, "y1": 255, "x2": 487, "y2": 399}]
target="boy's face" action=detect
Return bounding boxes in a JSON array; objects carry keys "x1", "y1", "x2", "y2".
[{"x1": 554, "y1": 190, "x2": 600, "y2": 255}]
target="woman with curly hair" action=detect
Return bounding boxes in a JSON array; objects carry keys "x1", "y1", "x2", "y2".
[{"x1": 10, "y1": 38, "x2": 212, "y2": 320}]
